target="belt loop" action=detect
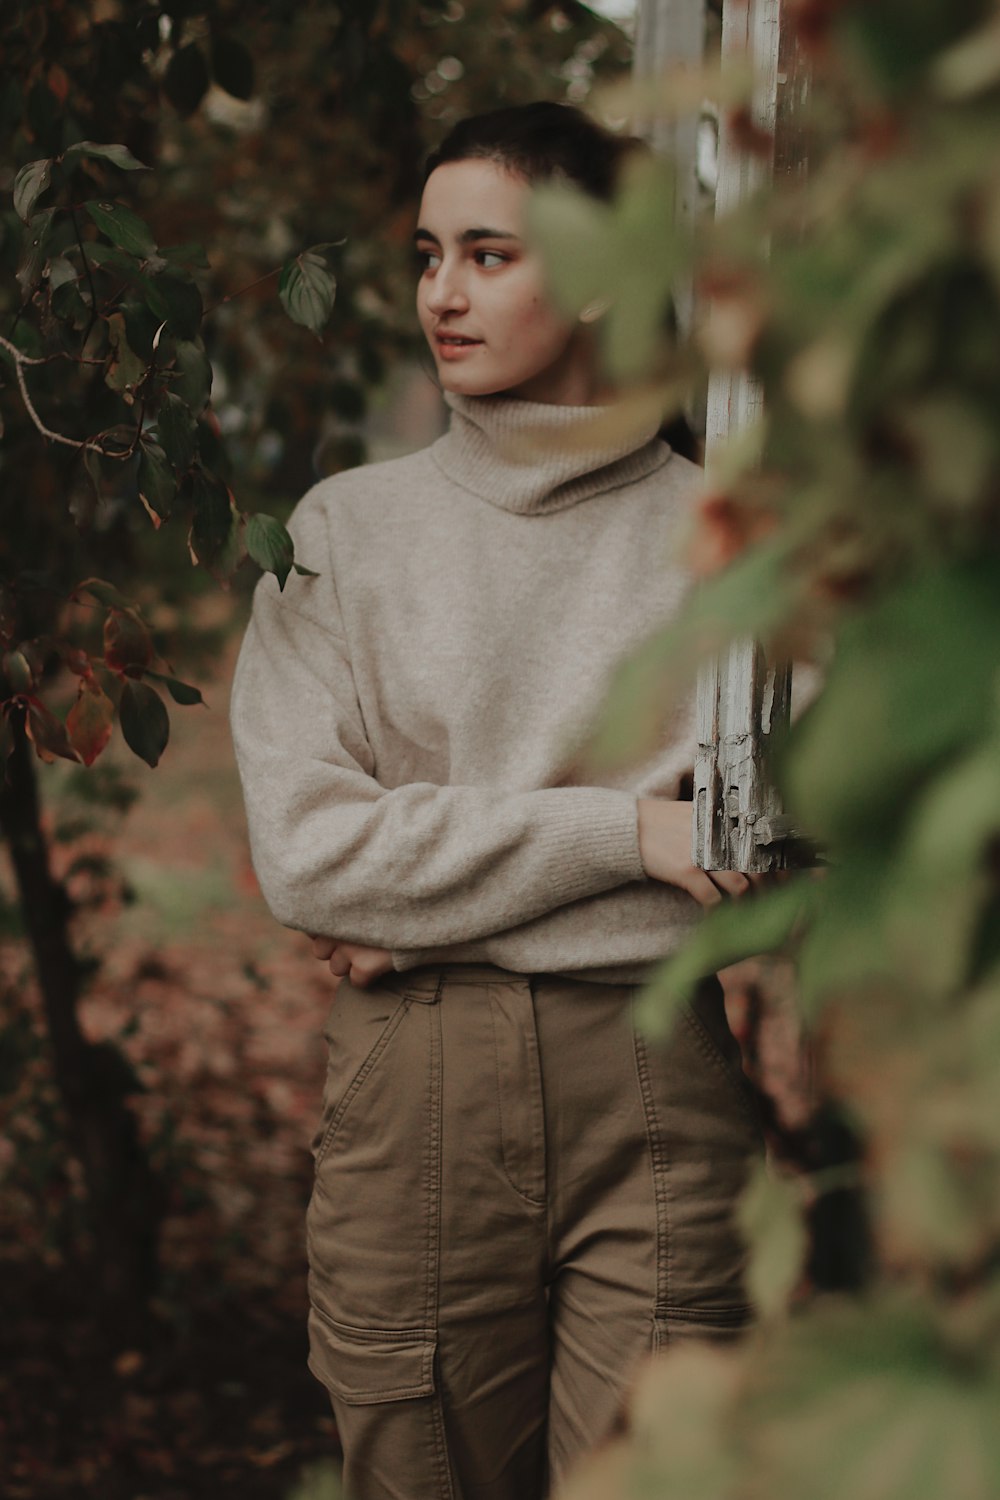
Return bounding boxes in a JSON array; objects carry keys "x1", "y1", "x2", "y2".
[{"x1": 403, "y1": 967, "x2": 446, "y2": 1004}]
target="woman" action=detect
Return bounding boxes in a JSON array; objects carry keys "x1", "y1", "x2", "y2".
[{"x1": 229, "y1": 101, "x2": 765, "y2": 1500}]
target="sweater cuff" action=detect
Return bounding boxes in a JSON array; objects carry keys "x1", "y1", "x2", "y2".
[{"x1": 536, "y1": 787, "x2": 647, "y2": 903}]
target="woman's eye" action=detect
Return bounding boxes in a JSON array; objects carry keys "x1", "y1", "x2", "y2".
[
  {"x1": 478, "y1": 251, "x2": 506, "y2": 269},
  {"x1": 415, "y1": 249, "x2": 441, "y2": 271}
]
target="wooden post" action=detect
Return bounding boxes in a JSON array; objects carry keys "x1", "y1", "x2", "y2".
[
  {"x1": 693, "y1": 0, "x2": 796, "y2": 874},
  {"x1": 632, "y1": 0, "x2": 707, "y2": 340}
]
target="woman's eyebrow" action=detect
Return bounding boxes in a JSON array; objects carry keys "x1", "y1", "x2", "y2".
[{"x1": 412, "y1": 227, "x2": 521, "y2": 245}]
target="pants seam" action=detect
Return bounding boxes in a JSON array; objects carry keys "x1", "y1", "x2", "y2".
[
  {"x1": 488, "y1": 989, "x2": 546, "y2": 1208},
  {"x1": 631, "y1": 999, "x2": 671, "y2": 1314}
]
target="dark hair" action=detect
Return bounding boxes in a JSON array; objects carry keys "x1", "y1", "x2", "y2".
[
  {"x1": 421, "y1": 101, "x2": 699, "y2": 460},
  {"x1": 421, "y1": 100, "x2": 647, "y2": 202}
]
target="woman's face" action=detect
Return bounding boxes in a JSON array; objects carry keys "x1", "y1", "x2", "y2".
[{"x1": 415, "y1": 158, "x2": 594, "y2": 404}]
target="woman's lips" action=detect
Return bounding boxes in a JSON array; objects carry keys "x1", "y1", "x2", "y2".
[{"x1": 435, "y1": 334, "x2": 483, "y2": 360}]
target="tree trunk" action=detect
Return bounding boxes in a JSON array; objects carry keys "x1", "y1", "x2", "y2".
[{"x1": 0, "y1": 714, "x2": 162, "y2": 1346}]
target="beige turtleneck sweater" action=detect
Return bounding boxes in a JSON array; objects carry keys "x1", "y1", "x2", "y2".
[{"x1": 229, "y1": 387, "x2": 708, "y2": 985}]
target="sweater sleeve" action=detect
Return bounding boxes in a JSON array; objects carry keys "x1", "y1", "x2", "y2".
[
  {"x1": 388, "y1": 879, "x2": 702, "y2": 977},
  {"x1": 389, "y1": 694, "x2": 701, "y2": 975},
  {"x1": 229, "y1": 492, "x2": 648, "y2": 948}
]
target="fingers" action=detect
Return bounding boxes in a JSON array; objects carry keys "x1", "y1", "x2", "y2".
[
  {"x1": 310, "y1": 934, "x2": 336, "y2": 960},
  {"x1": 687, "y1": 868, "x2": 757, "y2": 908},
  {"x1": 707, "y1": 870, "x2": 753, "y2": 900}
]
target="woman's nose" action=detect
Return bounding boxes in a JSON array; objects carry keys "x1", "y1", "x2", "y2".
[{"x1": 425, "y1": 260, "x2": 469, "y2": 314}]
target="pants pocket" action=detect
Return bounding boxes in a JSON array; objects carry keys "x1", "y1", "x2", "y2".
[
  {"x1": 308, "y1": 1306, "x2": 455, "y2": 1500},
  {"x1": 682, "y1": 977, "x2": 763, "y2": 1139},
  {"x1": 308, "y1": 1305, "x2": 437, "y2": 1405},
  {"x1": 311, "y1": 981, "x2": 412, "y2": 1168},
  {"x1": 652, "y1": 1303, "x2": 755, "y2": 1351}
]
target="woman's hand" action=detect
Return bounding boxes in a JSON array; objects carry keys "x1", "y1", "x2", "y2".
[
  {"x1": 637, "y1": 797, "x2": 774, "y2": 907},
  {"x1": 307, "y1": 935, "x2": 395, "y2": 988}
]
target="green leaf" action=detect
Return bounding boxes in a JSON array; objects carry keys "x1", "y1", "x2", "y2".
[
  {"x1": 171, "y1": 339, "x2": 212, "y2": 413},
  {"x1": 64, "y1": 141, "x2": 149, "y2": 172},
  {"x1": 187, "y1": 469, "x2": 246, "y2": 580},
  {"x1": 119, "y1": 679, "x2": 169, "y2": 768},
  {"x1": 13, "y1": 158, "x2": 53, "y2": 223},
  {"x1": 145, "y1": 670, "x2": 205, "y2": 707},
  {"x1": 784, "y1": 558, "x2": 1000, "y2": 848},
  {"x1": 143, "y1": 270, "x2": 204, "y2": 341},
  {"x1": 740, "y1": 1293, "x2": 1000, "y2": 1500},
  {"x1": 137, "y1": 441, "x2": 176, "y2": 524},
  {"x1": 246, "y1": 513, "x2": 295, "y2": 590},
  {"x1": 155, "y1": 391, "x2": 198, "y2": 471},
  {"x1": 74, "y1": 577, "x2": 131, "y2": 610},
  {"x1": 736, "y1": 1159, "x2": 809, "y2": 1318},
  {"x1": 104, "y1": 311, "x2": 146, "y2": 397},
  {"x1": 164, "y1": 43, "x2": 210, "y2": 117},
  {"x1": 84, "y1": 199, "x2": 157, "y2": 258},
  {"x1": 211, "y1": 34, "x2": 254, "y2": 99},
  {"x1": 16, "y1": 208, "x2": 56, "y2": 300},
  {"x1": 279, "y1": 249, "x2": 337, "y2": 336},
  {"x1": 293, "y1": 561, "x2": 321, "y2": 578},
  {"x1": 635, "y1": 876, "x2": 820, "y2": 1038}
]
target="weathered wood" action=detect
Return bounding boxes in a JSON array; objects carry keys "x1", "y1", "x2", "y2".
[
  {"x1": 694, "y1": 0, "x2": 793, "y2": 874},
  {"x1": 632, "y1": 0, "x2": 707, "y2": 339}
]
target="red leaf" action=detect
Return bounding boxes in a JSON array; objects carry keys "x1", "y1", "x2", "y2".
[
  {"x1": 67, "y1": 676, "x2": 115, "y2": 766},
  {"x1": 24, "y1": 698, "x2": 81, "y2": 764},
  {"x1": 104, "y1": 607, "x2": 153, "y2": 676}
]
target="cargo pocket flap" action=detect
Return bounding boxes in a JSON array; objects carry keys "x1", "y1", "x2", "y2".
[
  {"x1": 308, "y1": 1305, "x2": 437, "y2": 1406},
  {"x1": 653, "y1": 1304, "x2": 755, "y2": 1351}
]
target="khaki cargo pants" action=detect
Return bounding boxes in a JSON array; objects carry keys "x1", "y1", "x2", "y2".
[{"x1": 305, "y1": 964, "x2": 765, "y2": 1500}]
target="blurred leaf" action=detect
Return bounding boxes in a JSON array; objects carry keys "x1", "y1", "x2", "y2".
[
  {"x1": 73, "y1": 577, "x2": 131, "y2": 610},
  {"x1": 66, "y1": 676, "x2": 114, "y2": 766},
  {"x1": 145, "y1": 670, "x2": 204, "y2": 706},
  {"x1": 283, "y1": 1459, "x2": 343, "y2": 1500},
  {"x1": 164, "y1": 43, "x2": 210, "y2": 117},
  {"x1": 279, "y1": 249, "x2": 337, "y2": 336},
  {"x1": 3, "y1": 649, "x2": 35, "y2": 694},
  {"x1": 143, "y1": 270, "x2": 204, "y2": 341},
  {"x1": 636, "y1": 877, "x2": 820, "y2": 1037},
  {"x1": 187, "y1": 469, "x2": 246, "y2": 580},
  {"x1": 171, "y1": 339, "x2": 212, "y2": 413},
  {"x1": 13, "y1": 157, "x2": 52, "y2": 222},
  {"x1": 737, "y1": 1159, "x2": 809, "y2": 1318},
  {"x1": 246, "y1": 513, "x2": 294, "y2": 590},
  {"x1": 84, "y1": 199, "x2": 157, "y2": 258},
  {"x1": 740, "y1": 1291, "x2": 1000, "y2": 1500},
  {"x1": 64, "y1": 141, "x2": 149, "y2": 172},
  {"x1": 137, "y1": 441, "x2": 176, "y2": 525},
  {"x1": 104, "y1": 607, "x2": 153, "y2": 677},
  {"x1": 784, "y1": 559, "x2": 1000, "y2": 848},
  {"x1": 119, "y1": 679, "x2": 169, "y2": 767},
  {"x1": 578, "y1": 536, "x2": 802, "y2": 775},
  {"x1": 104, "y1": 311, "x2": 145, "y2": 397},
  {"x1": 155, "y1": 391, "x2": 198, "y2": 471},
  {"x1": 24, "y1": 699, "x2": 80, "y2": 764},
  {"x1": 16, "y1": 207, "x2": 56, "y2": 299},
  {"x1": 211, "y1": 35, "x2": 254, "y2": 99}
]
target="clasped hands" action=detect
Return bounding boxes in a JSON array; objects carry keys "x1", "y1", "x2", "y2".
[{"x1": 305, "y1": 798, "x2": 785, "y2": 990}]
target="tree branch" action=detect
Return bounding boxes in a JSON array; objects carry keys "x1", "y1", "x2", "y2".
[{"x1": 0, "y1": 334, "x2": 127, "y2": 457}]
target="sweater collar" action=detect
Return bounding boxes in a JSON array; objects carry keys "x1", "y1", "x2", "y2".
[{"x1": 429, "y1": 388, "x2": 671, "y2": 515}]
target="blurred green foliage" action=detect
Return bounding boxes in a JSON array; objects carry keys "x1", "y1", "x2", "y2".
[{"x1": 532, "y1": 2, "x2": 1000, "y2": 1496}]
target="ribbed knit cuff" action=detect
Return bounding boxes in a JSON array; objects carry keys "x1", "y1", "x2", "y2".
[{"x1": 531, "y1": 786, "x2": 647, "y2": 904}]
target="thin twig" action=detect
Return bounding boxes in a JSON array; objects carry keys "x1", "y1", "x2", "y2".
[
  {"x1": 202, "y1": 264, "x2": 281, "y2": 316},
  {"x1": 0, "y1": 333, "x2": 127, "y2": 457}
]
